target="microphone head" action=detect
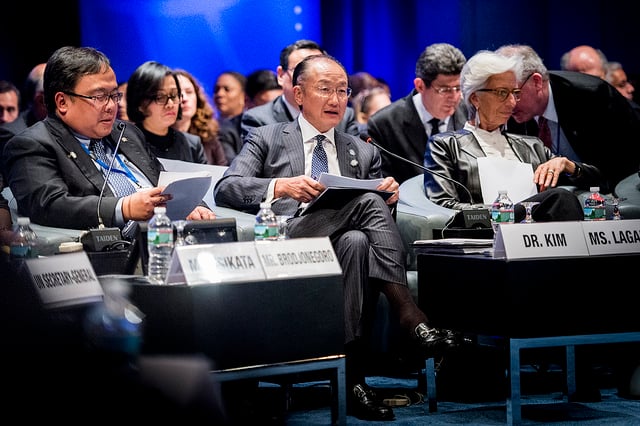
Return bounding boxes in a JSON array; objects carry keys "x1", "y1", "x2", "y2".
[
  {"x1": 117, "y1": 121, "x2": 126, "y2": 131},
  {"x1": 359, "y1": 133, "x2": 372, "y2": 143}
]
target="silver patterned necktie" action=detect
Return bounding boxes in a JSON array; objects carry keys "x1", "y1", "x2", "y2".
[
  {"x1": 90, "y1": 139, "x2": 136, "y2": 197},
  {"x1": 311, "y1": 135, "x2": 329, "y2": 181}
]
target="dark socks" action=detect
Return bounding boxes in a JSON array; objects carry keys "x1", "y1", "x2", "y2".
[{"x1": 380, "y1": 282, "x2": 428, "y2": 333}]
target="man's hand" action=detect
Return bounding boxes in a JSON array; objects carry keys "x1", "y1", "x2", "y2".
[
  {"x1": 122, "y1": 187, "x2": 173, "y2": 221},
  {"x1": 275, "y1": 175, "x2": 326, "y2": 203},
  {"x1": 377, "y1": 176, "x2": 400, "y2": 205},
  {"x1": 187, "y1": 206, "x2": 216, "y2": 220}
]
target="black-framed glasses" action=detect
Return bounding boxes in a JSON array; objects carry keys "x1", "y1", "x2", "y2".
[
  {"x1": 312, "y1": 86, "x2": 353, "y2": 100},
  {"x1": 476, "y1": 87, "x2": 522, "y2": 101},
  {"x1": 431, "y1": 85, "x2": 462, "y2": 95},
  {"x1": 64, "y1": 91, "x2": 123, "y2": 106},
  {"x1": 152, "y1": 92, "x2": 182, "y2": 106},
  {"x1": 519, "y1": 73, "x2": 534, "y2": 89}
]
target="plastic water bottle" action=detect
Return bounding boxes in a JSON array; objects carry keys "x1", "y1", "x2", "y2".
[
  {"x1": 10, "y1": 217, "x2": 39, "y2": 258},
  {"x1": 147, "y1": 206, "x2": 174, "y2": 284},
  {"x1": 490, "y1": 190, "x2": 515, "y2": 232},
  {"x1": 254, "y1": 201, "x2": 279, "y2": 241},
  {"x1": 84, "y1": 277, "x2": 144, "y2": 366},
  {"x1": 584, "y1": 186, "x2": 606, "y2": 221}
]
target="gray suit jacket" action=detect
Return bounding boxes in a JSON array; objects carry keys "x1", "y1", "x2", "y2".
[
  {"x1": 3, "y1": 116, "x2": 164, "y2": 229},
  {"x1": 425, "y1": 129, "x2": 601, "y2": 210},
  {"x1": 366, "y1": 90, "x2": 467, "y2": 184},
  {"x1": 240, "y1": 95, "x2": 360, "y2": 141},
  {"x1": 214, "y1": 120, "x2": 382, "y2": 216}
]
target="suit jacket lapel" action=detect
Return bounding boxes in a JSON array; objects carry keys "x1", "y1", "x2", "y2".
[{"x1": 282, "y1": 121, "x2": 305, "y2": 176}]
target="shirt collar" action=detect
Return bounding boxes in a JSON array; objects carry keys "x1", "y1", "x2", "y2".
[{"x1": 298, "y1": 114, "x2": 335, "y2": 145}]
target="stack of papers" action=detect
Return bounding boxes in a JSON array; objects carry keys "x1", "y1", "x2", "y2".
[{"x1": 412, "y1": 238, "x2": 494, "y2": 256}]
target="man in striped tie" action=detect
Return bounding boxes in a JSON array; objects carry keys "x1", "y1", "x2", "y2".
[{"x1": 215, "y1": 54, "x2": 460, "y2": 421}]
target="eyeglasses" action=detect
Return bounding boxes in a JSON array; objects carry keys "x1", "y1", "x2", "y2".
[
  {"x1": 312, "y1": 86, "x2": 353, "y2": 100},
  {"x1": 476, "y1": 87, "x2": 522, "y2": 101},
  {"x1": 152, "y1": 92, "x2": 182, "y2": 106},
  {"x1": 519, "y1": 73, "x2": 534, "y2": 89},
  {"x1": 431, "y1": 85, "x2": 462, "y2": 95},
  {"x1": 64, "y1": 91, "x2": 123, "y2": 106}
]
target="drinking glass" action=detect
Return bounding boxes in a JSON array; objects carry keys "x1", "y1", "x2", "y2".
[
  {"x1": 276, "y1": 215, "x2": 291, "y2": 240},
  {"x1": 172, "y1": 220, "x2": 188, "y2": 246},
  {"x1": 520, "y1": 201, "x2": 540, "y2": 223}
]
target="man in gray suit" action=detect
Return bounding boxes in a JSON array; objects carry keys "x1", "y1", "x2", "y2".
[
  {"x1": 240, "y1": 39, "x2": 359, "y2": 141},
  {"x1": 367, "y1": 43, "x2": 467, "y2": 184},
  {"x1": 3, "y1": 46, "x2": 214, "y2": 231},
  {"x1": 215, "y1": 54, "x2": 457, "y2": 421}
]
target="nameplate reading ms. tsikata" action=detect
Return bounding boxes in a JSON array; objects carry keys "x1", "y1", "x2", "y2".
[
  {"x1": 25, "y1": 251, "x2": 103, "y2": 309},
  {"x1": 493, "y1": 221, "x2": 588, "y2": 259},
  {"x1": 255, "y1": 237, "x2": 342, "y2": 279},
  {"x1": 581, "y1": 219, "x2": 640, "y2": 255},
  {"x1": 166, "y1": 241, "x2": 266, "y2": 285}
]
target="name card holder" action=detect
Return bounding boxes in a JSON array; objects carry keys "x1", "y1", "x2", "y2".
[
  {"x1": 166, "y1": 241, "x2": 265, "y2": 285},
  {"x1": 493, "y1": 221, "x2": 588, "y2": 259},
  {"x1": 25, "y1": 251, "x2": 103, "y2": 309},
  {"x1": 255, "y1": 237, "x2": 342, "y2": 279},
  {"x1": 582, "y1": 218, "x2": 640, "y2": 255}
]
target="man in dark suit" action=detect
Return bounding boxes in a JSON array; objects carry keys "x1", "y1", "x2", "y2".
[
  {"x1": 498, "y1": 44, "x2": 640, "y2": 194},
  {"x1": 367, "y1": 43, "x2": 468, "y2": 184},
  {"x1": 2, "y1": 46, "x2": 214, "y2": 231},
  {"x1": 240, "y1": 39, "x2": 359, "y2": 141},
  {"x1": 215, "y1": 54, "x2": 457, "y2": 421}
]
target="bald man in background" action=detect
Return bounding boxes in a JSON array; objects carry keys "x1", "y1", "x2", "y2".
[{"x1": 560, "y1": 45, "x2": 607, "y2": 79}]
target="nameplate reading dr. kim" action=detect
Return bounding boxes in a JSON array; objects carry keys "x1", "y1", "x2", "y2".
[{"x1": 493, "y1": 221, "x2": 588, "y2": 259}]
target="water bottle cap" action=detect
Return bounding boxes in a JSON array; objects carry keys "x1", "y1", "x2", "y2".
[
  {"x1": 16, "y1": 217, "x2": 31, "y2": 225},
  {"x1": 260, "y1": 202, "x2": 271, "y2": 208},
  {"x1": 589, "y1": 187, "x2": 600, "y2": 192},
  {"x1": 153, "y1": 206, "x2": 167, "y2": 214}
]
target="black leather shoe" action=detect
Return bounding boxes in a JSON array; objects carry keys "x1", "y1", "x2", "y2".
[
  {"x1": 415, "y1": 323, "x2": 461, "y2": 351},
  {"x1": 348, "y1": 383, "x2": 395, "y2": 421}
]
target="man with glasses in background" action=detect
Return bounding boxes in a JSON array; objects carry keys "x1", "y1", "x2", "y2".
[
  {"x1": 240, "y1": 39, "x2": 359, "y2": 141},
  {"x1": 366, "y1": 43, "x2": 467, "y2": 184},
  {"x1": 3, "y1": 46, "x2": 214, "y2": 231}
]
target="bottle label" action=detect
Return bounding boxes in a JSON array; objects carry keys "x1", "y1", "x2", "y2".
[
  {"x1": 254, "y1": 224, "x2": 279, "y2": 240},
  {"x1": 148, "y1": 229, "x2": 173, "y2": 245},
  {"x1": 492, "y1": 209, "x2": 514, "y2": 223},
  {"x1": 583, "y1": 207, "x2": 606, "y2": 221}
]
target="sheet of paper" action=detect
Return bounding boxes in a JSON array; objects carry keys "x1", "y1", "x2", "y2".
[
  {"x1": 477, "y1": 157, "x2": 537, "y2": 204},
  {"x1": 318, "y1": 172, "x2": 383, "y2": 190},
  {"x1": 158, "y1": 172, "x2": 212, "y2": 220}
]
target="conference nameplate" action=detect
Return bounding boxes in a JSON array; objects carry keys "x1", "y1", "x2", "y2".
[
  {"x1": 582, "y1": 219, "x2": 640, "y2": 255},
  {"x1": 493, "y1": 221, "x2": 588, "y2": 259},
  {"x1": 166, "y1": 241, "x2": 265, "y2": 285},
  {"x1": 25, "y1": 251, "x2": 104, "y2": 309},
  {"x1": 255, "y1": 237, "x2": 342, "y2": 279}
]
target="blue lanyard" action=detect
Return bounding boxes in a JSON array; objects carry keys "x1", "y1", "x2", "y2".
[{"x1": 80, "y1": 141, "x2": 141, "y2": 187}]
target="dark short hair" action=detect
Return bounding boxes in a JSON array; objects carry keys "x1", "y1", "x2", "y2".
[
  {"x1": 245, "y1": 69, "x2": 281, "y2": 100},
  {"x1": 279, "y1": 39, "x2": 325, "y2": 70},
  {"x1": 127, "y1": 60, "x2": 182, "y2": 124},
  {"x1": 415, "y1": 43, "x2": 466, "y2": 87}
]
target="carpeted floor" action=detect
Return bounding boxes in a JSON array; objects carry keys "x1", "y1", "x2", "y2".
[{"x1": 225, "y1": 359, "x2": 640, "y2": 425}]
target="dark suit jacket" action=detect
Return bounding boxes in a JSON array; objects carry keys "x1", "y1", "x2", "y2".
[
  {"x1": 214, "y1": 120, "x2": 382, "y2": 216},
  {"x1": 425, "y1": 129, "x2": 602, "y2": 210},
  {"x1": 366, "y1": 90, "x2": 468, "y2": 184},
  {"x1": 240, "y1": 95, "x2": 360, "y2": 141},
  {"x1": 218, "y1": 114, "x2": 243, "y2": 165},
  {"x1": 2, "y1": 116, "x2": 164, "y2": 229},
  {"x1": 143, "y1": 128, "x2": 207, "y2": 164},
  {"x1": 507, "y1": 71, "x2": 640, "y2": 192}
]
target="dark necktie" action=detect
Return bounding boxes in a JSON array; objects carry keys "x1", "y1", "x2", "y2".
[
  {"x1": 311, "y1": 135, "x2": 329, "y2": 181},
  {"x1": 90, "y1": 139, "x2": 136, "y2": 197},
  {"x1": 538, "y1": 116, "x2": 552, "y2": 149},
  {"x1": 428, "y1": 117, "x2": 441, "y2": 138}
]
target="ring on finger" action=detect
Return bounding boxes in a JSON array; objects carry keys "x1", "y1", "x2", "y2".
[{"x1": 547, "y1": 170, "x2": 555, "y2": 175}]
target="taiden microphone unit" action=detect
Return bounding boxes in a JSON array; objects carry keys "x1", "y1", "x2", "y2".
[
  {"x1": 359, "y1": 133, "x2": 491, "y2": 229},
  {"x1": 81, "y1": 121, "x2": 127, "y2": 251}
]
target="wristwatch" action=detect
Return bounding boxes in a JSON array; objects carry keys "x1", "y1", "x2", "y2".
[{"x1": 570, "y1": 162, "x2": 582, "y2": 178}]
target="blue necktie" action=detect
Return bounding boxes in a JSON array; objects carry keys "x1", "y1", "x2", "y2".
[
  {"x1": 311, "y1": 135, "x2": 329, "y2": 181},
  {"x1": 90, "y1": 139, "x2": 136, "y2": 197}
]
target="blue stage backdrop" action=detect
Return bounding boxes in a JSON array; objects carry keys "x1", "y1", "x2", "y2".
[{"x1": 80, "y1": 0, "x2": 321, "y2": 98}]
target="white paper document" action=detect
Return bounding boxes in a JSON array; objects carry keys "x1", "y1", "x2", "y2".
[
  {"x1": 318, "y1": 172, "x2": 383, "y2": 190},
  {"x1": 477, "y1": 157, "x2": 537, "y2": 204},
  {"x1": 158, "y1": 171, "x2": 212, "y2": 220}
]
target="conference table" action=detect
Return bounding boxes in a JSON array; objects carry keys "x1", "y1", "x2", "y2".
[{"x1": 415, "y1": 250, "x2": 640, "y2": 425}]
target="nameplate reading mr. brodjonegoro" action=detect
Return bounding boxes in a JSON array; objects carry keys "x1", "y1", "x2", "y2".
[{"x1": 255, "y1": 237, "x2": 342, "y2": 279}]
